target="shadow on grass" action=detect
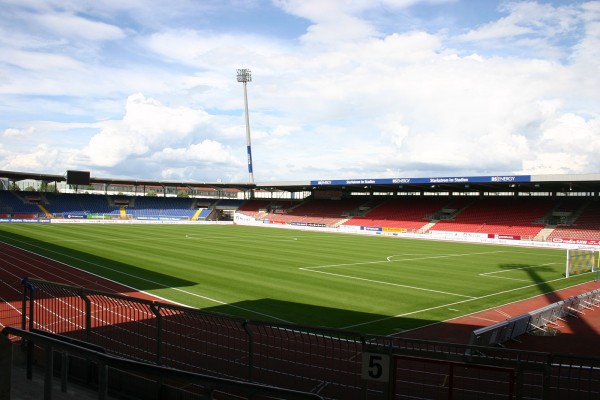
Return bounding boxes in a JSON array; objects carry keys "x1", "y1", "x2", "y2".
[
  {"x1": 200, "y1": 298, "x2": 435, "y2": 336},
  {"x1": 0, "y1": 229, "x2": 197, "y2": 298}
]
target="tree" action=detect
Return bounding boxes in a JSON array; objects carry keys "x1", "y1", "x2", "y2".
[{"x1": 177, "y1": 191, "x2": 189, "y2": 198}]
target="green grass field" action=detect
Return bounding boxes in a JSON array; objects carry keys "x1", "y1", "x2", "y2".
[{"x1": 0, "y1": 223, "x2": 593, "y2": 335}]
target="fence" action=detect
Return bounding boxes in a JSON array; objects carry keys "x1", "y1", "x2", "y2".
[
  {"x1": 2, "y1": 326, "x2": 325, "y2": 400},
  {"x1": 470, "y1": 288, "x2": 600, "y2": 347},
  {"x1": 14, "y1": 278, "x2": 600, "y2": 399}
]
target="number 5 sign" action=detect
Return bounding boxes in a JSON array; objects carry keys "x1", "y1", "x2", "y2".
[{"x1": 361, "y1": 352, "x2": 390, "y2": 382}]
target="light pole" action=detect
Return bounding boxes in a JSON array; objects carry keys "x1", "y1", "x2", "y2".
[{"x1": 237, "y1": 68, "x2": 254, "y2": 183}]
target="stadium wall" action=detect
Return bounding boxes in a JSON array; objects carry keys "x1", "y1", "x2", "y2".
[
  {"x1": 0, "y1": 214, "x2": 596, "y2": 251},
  {"x1": 234, "y1": 212, "x2": 596, "y2": 251}
]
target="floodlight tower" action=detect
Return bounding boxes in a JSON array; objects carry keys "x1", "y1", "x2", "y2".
[{"x1": 237, "y1": 68, "x2": 254, "y2": 183}]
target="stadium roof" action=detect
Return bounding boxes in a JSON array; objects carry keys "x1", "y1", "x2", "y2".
[
  {"x1": 0, "y1": 170, "x2": 255, "y2": 192},
  {"x1": 257, "y1": 173, "x2": 600, "y2": 194},
  {"x1": 1, "y1": 170, "x2": 599, "y2": 194}
]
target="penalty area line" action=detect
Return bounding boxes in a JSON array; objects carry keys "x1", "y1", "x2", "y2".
[
  {"x1": 479, "y1": 262, "x2": 556, "y2": 276},
  {"x1": 342, "y1": 273, "x2": 574, "y2": 330},
  {"x1": 299, "y1": 267, "x2": 476, "y2": 299}
]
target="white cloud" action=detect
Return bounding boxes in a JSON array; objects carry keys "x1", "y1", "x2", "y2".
[
  {"x1": 152, "y1": 140, "x2": 243, "y2": 164},
  {"x1": 1, "y1": 144, "x2": 63, "y2": 172},
  {"x1": 0, "y1": 0, "x2": 598, "y2": 181},
  {"x1": 1, "y1": 48, "x2": 83, "y2": 71},
  {"x1": 3, "y1": 127, "x2": 35, "y2": 137},
  {"x1": 80, "y1": 93, "x2": 241, "y2": 173},
  {"x1": 458, "y1": 2, "x2": 579, "y2": 42},
  {"x1": 32, "y1": 12, "x2": 126, "y2": 41}
]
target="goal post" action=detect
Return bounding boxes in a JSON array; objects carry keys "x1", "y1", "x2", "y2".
[{"x1": 565, "y1": 248, "x2": 599, "y2": 278}]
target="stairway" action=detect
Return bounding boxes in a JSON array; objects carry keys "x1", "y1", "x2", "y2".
[
  {"x1": 37, "y1": 204, "x2": 53, "y2": 218},
  {"x1": 534, "y1": 225, "x2": 556, "y2": 241}
]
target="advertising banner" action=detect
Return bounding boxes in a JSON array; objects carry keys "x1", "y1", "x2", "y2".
[
  {"x1": 552, "y1": 238, "x2": 600, "y2": 246},
  {"x1": 311, "y1": 175, "x2": 531, "y2": 186},
  {"x1": 491, "y1": 234, "x2": 522, "y2": 240},
  {"x1": 361, "y1": 226, "x2": 383, "y2": 232},
  {"x1": 383, "y1": 227, "x2": 407, "y2": 233}
]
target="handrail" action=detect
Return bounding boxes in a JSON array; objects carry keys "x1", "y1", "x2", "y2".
[{"x1": 3, "y1": 326, "x2": 324, "y2": 400}]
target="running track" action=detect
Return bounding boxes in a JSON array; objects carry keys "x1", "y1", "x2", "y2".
[
  {"x1": 0, "y1": 241, "x2": 161, "y2": 331},
  {"x1": 2, "y1": 241, "x2": 600, "y2": 358}
]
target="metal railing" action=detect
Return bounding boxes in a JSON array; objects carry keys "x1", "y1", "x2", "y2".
[
  {"x1": 15, "y1": 278, "x2": 600, "y2": 399},
  {"x1": 3, "y1": 326, "x2": 325, "y2": 400},
  {"x1": 470, "y1": 289, "x2": 600, "y2": 347}
]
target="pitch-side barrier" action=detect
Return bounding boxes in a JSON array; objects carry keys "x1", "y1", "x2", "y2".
[{"x1": 469, "y1": 288, "x2": 600, "y2": 347}]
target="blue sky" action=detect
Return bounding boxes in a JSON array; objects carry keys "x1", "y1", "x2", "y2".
[{"x1": 1, "y1": 0, "x2": 598, "y2": 183}]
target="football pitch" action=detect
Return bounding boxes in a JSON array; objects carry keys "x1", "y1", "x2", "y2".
[{"x1": 0, "y1": 223, "x2": 593, "y2": 335}]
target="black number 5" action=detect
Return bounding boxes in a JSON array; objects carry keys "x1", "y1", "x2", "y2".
[{"x1": 368, "y1": 355, "x2": 383, "y2": 378}]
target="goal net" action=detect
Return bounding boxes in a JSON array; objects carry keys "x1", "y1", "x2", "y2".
[{"x1": 565, "y1": 248, "x2": 599, "y2": 278}]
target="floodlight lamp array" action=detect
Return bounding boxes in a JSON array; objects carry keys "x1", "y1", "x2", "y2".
[{"x1": 236, "y1": 69, "x2": 251, "y2": 82}]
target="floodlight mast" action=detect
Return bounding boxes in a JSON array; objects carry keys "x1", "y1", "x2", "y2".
[{"x1": 237, "y1": 68, "x2": 254, "y2": 184}]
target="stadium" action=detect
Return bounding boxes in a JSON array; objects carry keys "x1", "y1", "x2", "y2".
[{"x1": 1, "y1": 168, "x2": 600, "y2": 399}]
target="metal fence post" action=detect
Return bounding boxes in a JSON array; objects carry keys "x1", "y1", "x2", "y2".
[
  {"x1": 61, "y1": 351, "x2": 69, "y2": 393},
  {"x1": 44, "y1": 344, "x2": 54, "y2": 400},
  {"x1": 98, "y1": 361, "x2": 108, "y2": 400},
  {"x1": 21, "y1": 278, "x2": 29, "y2": 331},
  {"x1": 0, "y1": 332, "x2": 12, "y2": 400},
  {"x1": 150, "y1": 303, "x2": 164, "y2": 397},
  {"x1": 79, "y1": 292, "x2": 92, "y2": 342},
  {"x1": 543, "y1": 354, "x2": 553, "y2": 399},
  {"x1": 28, "y1": 282, "x2": 35, "y2": 331},
  {"x1": 515, "y1": 353, "x2": 524, "y2": 400},
  {"x1": 150, "y1": 303, "x2": 162, "y2": 365},
  {"x1": 243, "y1": 321, "x2": 254, "y2": 382}
]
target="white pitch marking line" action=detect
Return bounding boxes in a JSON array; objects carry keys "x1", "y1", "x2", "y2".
[
  {"x1": 479, "y1": 262, "x2": 556, "y2": 276},
  {"x1": 479, "y1": 262, "x2": 558, "y2": 282},
  {"x1": 343, "y1": 274, "x2": 572, "y2": 330},
  {"x1": 305, "y1": 250, "x2": 506, "y2": 271},
  {"x1": 481, "y1": 276, "x2": 534, "y2": 282},
  {"x1": 1, "y1": 239, "x2": 292, "y2": 324},
  {"x1": 299, "y1": 268, "x2": 476, "y2": 299},
  {"x1": 299, "y1": 251, "x2": 507, "y2": 302},
  {"x1": 385, "y1": 250, "x2": 506, "y2": 264}
]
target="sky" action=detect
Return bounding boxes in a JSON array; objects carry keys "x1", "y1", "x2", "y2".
[{"x1": 1, "y1": 0, "x2": 599, "y2": 184}]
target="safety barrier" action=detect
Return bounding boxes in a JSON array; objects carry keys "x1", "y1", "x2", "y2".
[
  {"x1": 14, "y1": 278, "x2": 600, "y2": 399},
  {"x1": 3, "y1": 326, "x2": 324, "y2": 400},
  {"x1": 470, "y1": 288, "x2": 600, "y2": 347}
]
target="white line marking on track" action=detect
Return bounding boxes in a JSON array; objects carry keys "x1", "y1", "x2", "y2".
[
  {"x1": 470, "y1": 316, "x2": 502, "y2": 323},
  {"x1": 0, "y1": 239, "x2": 292, "y2": 324}
]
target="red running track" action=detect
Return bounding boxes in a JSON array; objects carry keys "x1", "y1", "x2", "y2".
[
  {"x1": 3, "y1": 240, "x2": 600, "y2": 358},
  {"x1": 399, "y1": 280, "x2": 600, "y2": 358},
  {"x1": 0, "y1": 242, "x2": 162, "y2": 331}
]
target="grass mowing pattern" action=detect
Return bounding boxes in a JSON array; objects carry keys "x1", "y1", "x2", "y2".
[{"x1": 0, "y1": 223, "x2": 592, "y2": 335}]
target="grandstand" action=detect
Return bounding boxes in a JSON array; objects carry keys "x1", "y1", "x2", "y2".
[
  {"x1": 1, "y1": 170, "x2": 600, "y2": 399},
  {"x1": 429, "y1": 197, "x2": 554, "y2": 238},
  {"x1": 343, "y1": 196, "x2": 449, "y2": 230},
  {"x1": 2, "y1": 174, "x2": 599, "y2": 241}
]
